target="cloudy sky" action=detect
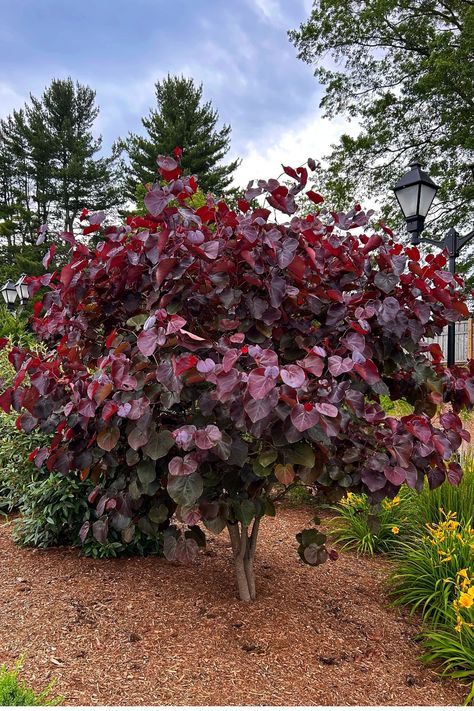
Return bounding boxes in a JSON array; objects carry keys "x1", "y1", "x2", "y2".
[{"x1": 0, "y1": 0, "x2": 354, "y2": 187}]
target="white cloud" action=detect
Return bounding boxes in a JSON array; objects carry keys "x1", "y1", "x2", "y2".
[
  {"x1": 231, "y1": 110, "x2": 360, "y2": 188},
  {"x1": 0, "y1": 82, "x2": 27, "y2": 117},
  {"x1": 253, "y1": 0, "x2": 286, "y2": 26}
]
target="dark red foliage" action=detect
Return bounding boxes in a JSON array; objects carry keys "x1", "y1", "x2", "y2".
[{"x1": 2, "y1": 155, "x2": 473, "y2": 565}]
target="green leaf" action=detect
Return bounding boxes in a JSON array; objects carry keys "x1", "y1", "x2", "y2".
[
  {"x1": 126, "y1": 448, "x2": 140, "y2": 466},
  {"x1": 252, "y1": 459, "x2": 271, "y2": 478},
  {"x1": 264, "y1": 498, "x2": 276, "y2": 517},
  {"x1": 227, "y1": 437, "x2": 249, "y2": 467},
  {"x1": 149, "y1": 503, "x2": 169, "y2": 523},
  {"x1": 233, "y1": 499, "x2": 256, "y2": 527},
  {"x1": 167, "y1": 472, "x2": 203, "y2": 507},
  {"x1": 137, "y1": 460, "x2": 156, "y2": 485},
  {"x1": 129, "y1": 480, "x2": 141, "y2": 500},
  {"x1": 296, "y1": 528, "x2": 326, "y2": 547},
  {"x1": 121, "y1": 524, "x2": 135, "y2": 543},
  {"x1": 203, "y1": 516, "x2": 227, "y2": 534},
  {"x1": 126, "y1": 314, "x2": 148, "y2": 329},
  {"x1": 286, "y1": 442, "x2": 315, "y2": 467},
  {"x1": 142, "y1": 430, "x2": 174, "y2": 460},
  {"x1": 258, "y1": 449, "x2": 277, "y2": 467}
]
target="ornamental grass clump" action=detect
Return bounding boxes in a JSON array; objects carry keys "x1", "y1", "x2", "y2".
[
  {"x1": 1, "y1": 151, "x2": 474, "y2": 601},
  {"x1": 405, "y1": 455, "x2": 474, "y2": 534},
  {"x1": 328, "y1": 490, "x2": 412, "y2": 555},
  {"x1": 391, "y1": 518, "x2": 474, "y2": 703},
  {"x1": 390, "y1": 510, "x2": 474, "y2": 625}
]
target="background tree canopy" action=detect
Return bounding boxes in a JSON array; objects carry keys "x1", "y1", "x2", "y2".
[
  {"x1": 289, "y1": 1, "x2": 474, "y2": 241},
  {"x1": 0, "y1": 78, "x2": 124, "y2": 285},
  {"x1": 123, "y1": 75, "x2": 240, "y2": 198}
]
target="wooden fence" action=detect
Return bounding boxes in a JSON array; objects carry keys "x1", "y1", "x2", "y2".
[{"x1": 425, "y1": 319, "x2": 474, "y2": 363}]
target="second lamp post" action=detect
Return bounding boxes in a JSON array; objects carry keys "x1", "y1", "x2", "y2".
[{"x1": 393, "y1": 161, "x2": 474, "y2": 367}]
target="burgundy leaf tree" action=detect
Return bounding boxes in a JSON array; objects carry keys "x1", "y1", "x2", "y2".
[{"x1": 2, "y1": 153, "x2": 474, "y2": 601}]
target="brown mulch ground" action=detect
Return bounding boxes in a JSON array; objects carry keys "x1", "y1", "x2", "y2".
[{"x1": 0, "y1": 505, "x2": 469, "y2": 706}]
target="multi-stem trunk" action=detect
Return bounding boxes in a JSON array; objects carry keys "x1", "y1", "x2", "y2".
[{"x1": 227, "y1": 518, "x2": 260, "y2": 602}]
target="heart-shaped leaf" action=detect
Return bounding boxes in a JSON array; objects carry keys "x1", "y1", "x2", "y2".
[{"x1": 167, "y1": 472, "x2": 204, "y2": 506}]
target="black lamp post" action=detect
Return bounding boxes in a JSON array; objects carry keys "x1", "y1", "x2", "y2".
[
  {"x1": 394, "y1": 161, "x2": 474, "y2": 367},
  {"x1": 1, "y1": 280, "x2": 18, "y2": 312}
]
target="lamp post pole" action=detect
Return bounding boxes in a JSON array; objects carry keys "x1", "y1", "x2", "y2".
[
  {"x1": 393, "y1": 162, "x2": 474, "y2": 368},
  {"x1": 413, "y1": 227, "x2": 474, "y2": 366}
]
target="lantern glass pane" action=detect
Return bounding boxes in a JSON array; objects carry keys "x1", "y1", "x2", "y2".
[
  {"x1": 418, "y1": 183, "x2": 437, "y2": 218},
  {"x1": 16, "y1": 277, "x2": 29, "y2": 301},
  {"x1": 395, "y1": 184, "x2": 420, "y2": 218},
  {"x1": 1, "y1": 281, "x2": 18, "y2": 305}
]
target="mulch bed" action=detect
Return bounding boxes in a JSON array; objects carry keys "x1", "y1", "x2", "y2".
[{"x1": 0, "y1": 505, "x2": 468, "y2": 706}]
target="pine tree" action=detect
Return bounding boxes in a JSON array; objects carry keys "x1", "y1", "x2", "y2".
[
  {"x1": 124, "y1": 75, "x2": 239, "y2": 198},
  {"x1": 25, "y1": 78, "x2": 124, "y2": 233},
  {"x1": 0, "y1": 78, "x2": 125, "y2": 285}
]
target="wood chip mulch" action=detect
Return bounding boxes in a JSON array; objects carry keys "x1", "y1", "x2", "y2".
[{"x1": 0, "y1": 505, "x2": 469, "y2": 706}]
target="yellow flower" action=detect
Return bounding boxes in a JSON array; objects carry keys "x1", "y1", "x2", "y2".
[
  {"x1": 457, "y1": 569, "x2": 470, "y2": 580},
  {"x1": 392, "y1": 496, "x2": 401, "y2": 506},
  {"x1": 446, "y1": 520, "x2": 459, "y2": 531},
  {"x1": 458, "y1": 593, "x2": 474, "y2": 609},
  {"x1": 391, "y1": 526, "x2": 400, "y2": 534},
  {"x1": 440, "y1": 555, "x2": 453, "y2": 563}
]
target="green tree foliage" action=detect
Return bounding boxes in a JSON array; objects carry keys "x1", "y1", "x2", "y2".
[
  {"x1": 0, "y1": 78, "x2": 124, "y2": 283},
  {"x1": 289, "y1": 1, "x2": 474, "y2": 236},
  {"x1": 123, "y1": 75, "x2": 239, "y2": 198}
]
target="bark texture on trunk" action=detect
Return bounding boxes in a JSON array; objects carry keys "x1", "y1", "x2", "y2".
[{"x1": 227, "y1": 518, "x2": 260, "y2": 602}]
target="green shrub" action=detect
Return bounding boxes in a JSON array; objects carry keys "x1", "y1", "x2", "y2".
[
  {"x1": 0, "y1": 658, "x2": 63, "y2": 706},
  {"x1": 0, "y1": 411, "x2": 52, "y2": 513},
  {"x1": 80, "y1": 527, "x2": 164, "y2": 558},
  {"x1": 285, "y1": 483, "x2": 315, "y2": 506},
  {"x1": 327, "y1": 490, "x2": 413, "y2": 555},
  {"x1": 0, "y1": 308, "x2": 38, "y2": 349},
  {"x1": 12, "y1": 472, "x2": 90, "y2": 548},
  {"x1": 379, "y1": 395, "x2": 415, "y2": 417}
]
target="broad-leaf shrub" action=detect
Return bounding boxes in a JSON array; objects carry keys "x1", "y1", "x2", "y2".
[{"x1": 2, "y1": 153, "x2": 474, "y2": 600}]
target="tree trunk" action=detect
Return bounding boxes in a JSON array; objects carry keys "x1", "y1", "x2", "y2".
[{"x1": 227, "y1": 518, "x2": 260, "y2": 602}]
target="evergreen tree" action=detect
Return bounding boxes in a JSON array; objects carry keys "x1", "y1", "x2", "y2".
[
  {"x1": 124, "y1": 75, "x2": 239, "y2": 197},
  {"x1": 0, "y1": 78, "x2": 125, "y2": 284},
  {"x1": 25, "y1": 78, "x2": 124, "y2": 233}
]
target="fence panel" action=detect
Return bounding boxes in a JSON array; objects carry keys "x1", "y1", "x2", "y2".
[{"x1": 425, "y1": 319, "x2": 472, "y2": 363}]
